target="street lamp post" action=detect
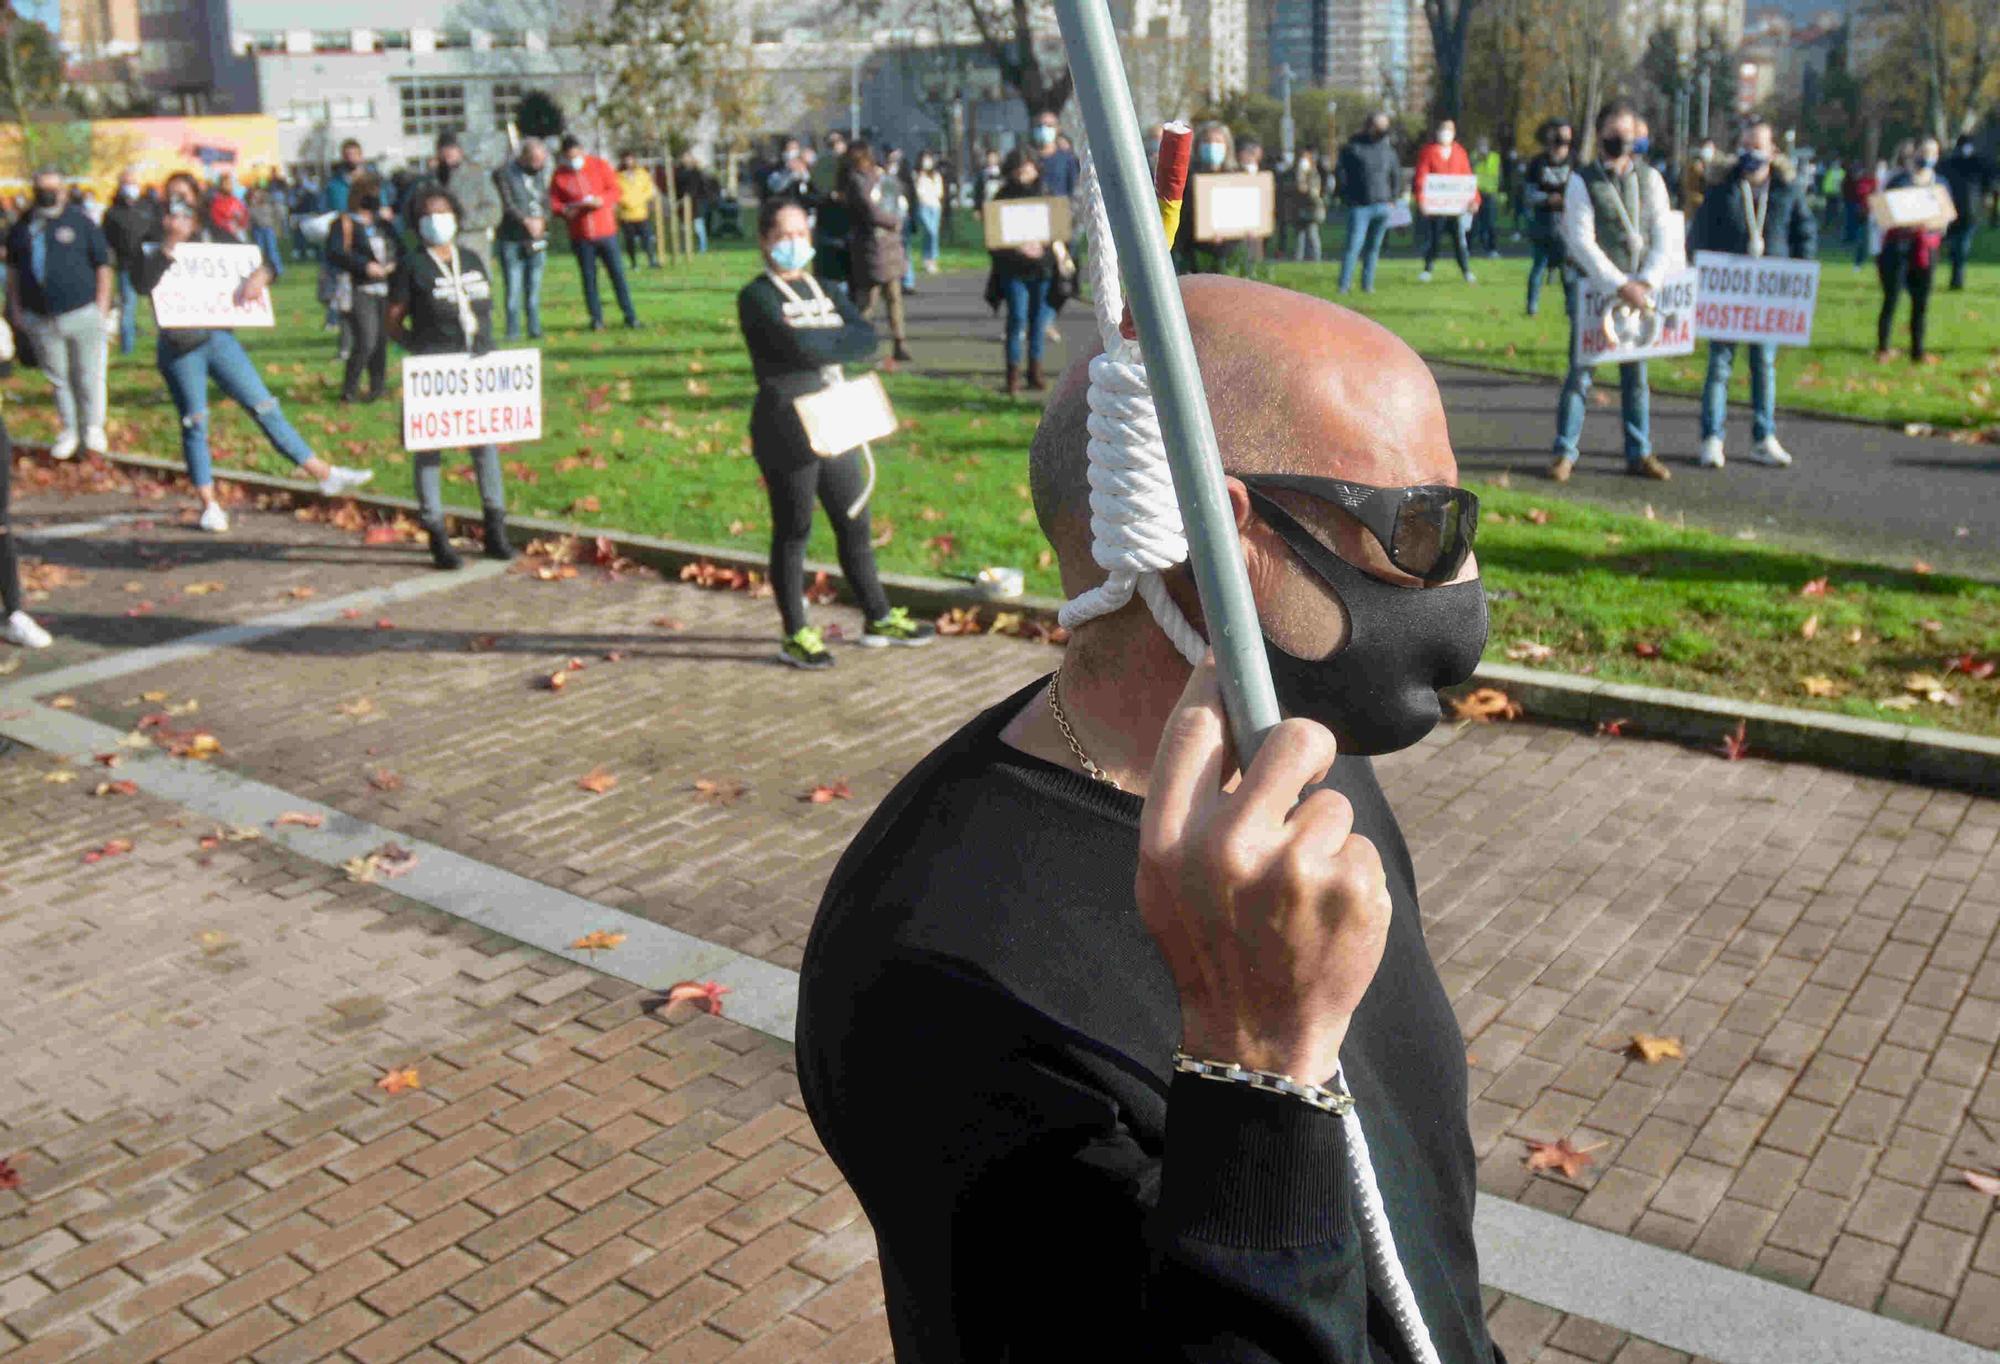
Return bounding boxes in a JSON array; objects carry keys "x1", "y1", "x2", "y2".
[
  {"x1": 1697, "y1": 65, "x2": 1711, "y2": 142},
  {"x1": 1278, "y1": 63, "x2": 1295, "y2": 161}
]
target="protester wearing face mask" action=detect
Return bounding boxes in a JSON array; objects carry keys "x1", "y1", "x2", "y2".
[
  {"x1": 1173, "y1": 123, "x2": 1248, "y2": 276},
  {"x1": 1523, "y1": 120, "x2": 1574, "y2": 317},
  {"x1": 1234, "y1": 138, "x2": 1269, "y2": 269},
  {"x1": 1413, "y1": 118, "x2": 1479, "y2": 284},
  {"x1": 798, "y1": 277, "x2": 1499, "y2": 1364},
  {"x1": 1690, "y1": 119, "x2": 1816, "y2": 470},
  {"x1": 1551, "y1": 98, "x2": 1674, "y2": 482},
  {"x1": 1335, "y1": 112, "x2": 1401, "y2": 294},
  {"x1": 102, "y1": 168, "x2": 157, "y2": 358},
  {"x1": 1940, "y1": 134, "x2": 1993, "y2": 292},
  {"x1": 1876, "y1": 137, "x2": 1951, "y2": 365},
  {"x1": 386, "y1": 188, "x2": 514, "y2": 570},
  {"x1": 325, "y1": 180, "x2": 403, "y2": 403},
  {"x1": 736, "y1": 198, "x2": 934, "y2": 670},
  {"x1": 984, "y1": 150, "x2": 1068, "y2": 395},
  {"x1": 1289, "y1": 147, "x2": 1328, "y2": 262},
  {"x1": 1469, "y1": 135, "x2": 1502, "y2": 256},
  {"x1": 6, "y1": 169, "x2": 113, "y2": 461},
  {"x1": 492, "y1": 139, "x2": 552, "y2": 342},
  {"x1": 132, "y1": 174, "x2": 371, "y2": 532},
  {"x1": 912, "y1": 152, "x2": 945, "y2": 276},
  {"x1": 550, "y1": 136, "x2": 639, "y2": 331},
  {"x1": 840, "y1": 140, "x2": 914, "y2": 369},
  {"x1": 614, "y1": 151, "x2": 660, "y2": 270}
]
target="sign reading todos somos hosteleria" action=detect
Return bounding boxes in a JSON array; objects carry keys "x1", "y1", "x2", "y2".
[
  {"x1": 401, "y1": 350, "x2": 543, "y2": 453},
  {"x1": 1692, "y1": 251, "x2": 1821, "y2": 346}
]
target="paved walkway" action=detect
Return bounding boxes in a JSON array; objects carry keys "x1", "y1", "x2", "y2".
[
  {"x1": 2, "y1": 470, "x2": 1997, "y2": 1363},
  {"x1": 897, "y1": 270, "x2": 2000, "y2": 580}
]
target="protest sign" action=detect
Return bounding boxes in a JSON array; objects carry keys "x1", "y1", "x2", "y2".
[
  {"x1": 1193, "y1": 171, "x2": 1275, "y2": 241},
  {"x1": 402, "y1": 349, "x2": 542, "y2": 452},
  {"x1": 1869, "y1": 184, "x2": 1955, "y2": 230},
  {"x1": 1693, "y1": 251, "x2": 1821, "y2": 346},
  {"x1": 793, "y1": 372, "x2": 898, "y2": 458},
  {"x1": 982, "y1": 196, "x2": 1071, "y2": 248},
  {"x1": 1418, "y1": 174, "x2": 1477, "y2": 216},
  {"x1": 1573, "y1": 264, "x2": 1699, "y2": 367},
  {"x1": 1387, "y1": 200, "x2": 1413, "y2": 229},
  {"x1": 144, "y1": 243, "x2": 275, "y2": 329}
]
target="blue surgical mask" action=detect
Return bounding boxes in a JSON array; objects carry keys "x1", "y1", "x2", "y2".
[
  {"x1": 1031, "y1": 125, "x2": 1055, "y2": 147},
  {"x1": 1633, "y1": 136, "x2": 1651, "y2": 156},
  {"x1": 1739, "y1": 149, "x2": 1770, "y2": 172},
  {"x1": 1920, "y1": 156, "x2": 1938, "y2": 170},
  {"x1": 769, "y1": 238, "x2": 814, "y2": 272},
  {"x1": 1198, "y1": 143, "x2": 1226, "y2": 170}
]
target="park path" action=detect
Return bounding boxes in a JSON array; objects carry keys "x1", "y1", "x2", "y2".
[
  {"x1": 895, "y1": 269, "x2": 2000, "y2": 580},
  {"x1": 0, "y1": 468, "x2": 1996, "y2": 1363}
]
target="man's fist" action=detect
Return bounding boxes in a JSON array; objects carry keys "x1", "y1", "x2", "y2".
[{"x1": 1136, "y1": 659, "x2": 1391, "y2": 1085}]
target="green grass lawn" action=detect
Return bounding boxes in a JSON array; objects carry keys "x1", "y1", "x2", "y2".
[
  {"x1": 1264, "y1": 238, "x2": 2000, "y2": 431},
  {"x1": 6, "y1": 243, "x2": 1995, "y2": 737}
]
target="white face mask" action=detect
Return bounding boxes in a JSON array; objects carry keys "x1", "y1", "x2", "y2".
[
  {"x1": 1438, "y1": 129, "x2": 1456, "y2": 146},
  {"x1": 419, "y1": 212, "x2": 458, "y2": 246},
  {"x1": 119, "y1": 182, "x2": 139, "y2": 201},
  {"x1": 568, "y1": 155, "x2": 585, "y2": 171}
]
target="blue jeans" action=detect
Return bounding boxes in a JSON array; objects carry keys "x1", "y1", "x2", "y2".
[
  {"x1": 158, "y1": 332, "x2": 315, "y2": 488},
  {"x1": 915, "y1": 203, "x2": 941, "y2": 266},
  {"x1": 1700, "y1": 341, "x2": 1777, "y2": 442},
  {"x1": 1945, "y1": 219, "x2": 1974, "y2": 289},
  {"x1": 1555, "y1": 283, "x2": 1650, "y2": 463},
  {"x1": 573, "y1": 236, "x2": 637, "y2": 326},
  {"x1": 1003, "y1": 275, "x2": 1052, "y2": 366},
  {"x1": 1526, "y1": 238, "x2": 1562, "y2": 314},
  {"x1": 1338, "y1": 203, "x2": 1392, "y2": 293},
  {"x1": 496, "y1": 238, "x2": 546, "y2": 339},
  {"x1": 117, "y1": 268, "x2": 139, "y2": 354},
  {"x1": 252, "y1": 226, "x2": 284, "y2": 279},
  {"x1": 693, "y1": 214, "x2": 708, "y2": 252}
]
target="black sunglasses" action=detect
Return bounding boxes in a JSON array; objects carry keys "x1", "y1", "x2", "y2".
[{"x1": 1236, "y1": 472, "x2": 1479, "y2": 585}]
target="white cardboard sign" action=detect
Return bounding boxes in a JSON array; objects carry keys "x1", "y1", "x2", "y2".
[
  {"x1": 1693, "y1": 251, "x2": 1820, "y2": 346},
  {"x1": 793, "y1": 372, "x2": 897, "y2": 458},
  {"x1": 145, "y1": 243, "x2": 275, "y2": 329},
  {"x1": 1870, "y1": 184, "x2": 1955, "y2": 229},
  {"x1": 1418, "y1": 173, "x2": 1477, "y2": 217},
  {"x1": 1573, "y1": 264, "x2": 1700, "y2": 367},
  {"x1": 401, "y1": 348, "x2": 543, "y2": 452}
]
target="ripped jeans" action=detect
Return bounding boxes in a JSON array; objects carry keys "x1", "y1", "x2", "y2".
[{"x1": 158, "y1": 332, "x2": 316, "y2": 488}]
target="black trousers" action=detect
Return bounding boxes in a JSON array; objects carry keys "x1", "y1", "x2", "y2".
[
  {"x1": 750, "y1": 394, "x2": 891, "y2": 636},
  {"x1": 343, "y1": 293, "x2": 388, "y2": 398},
  {"x1": 1876, "y1": 243, "x2": 1935, "y2": 359},
  {"x1": 1422, "y1": 214, "x2": 1472, "y2": 276},
  {"x1": 0, "y1": 420, "x2": 18, "y2": 616}
]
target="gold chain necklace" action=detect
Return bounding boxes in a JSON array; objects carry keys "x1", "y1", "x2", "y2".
[{"x1": 1047, "y1": 669, "x2": 1122, "y2": 791}]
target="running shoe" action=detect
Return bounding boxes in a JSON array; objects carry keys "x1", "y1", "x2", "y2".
[
  {"x1": 860, "y1": 607, "x2": 937, "y2": 648},
  {"x1": 1749, "y1": 436, "x2": 1792, "y2": 467},
  {"x1": 3, "y1": 610, "x2": 52, "y2": 649},
  {"x1": 780, "y1": 626, "x2": 835, "y2": 670},
  {"x1": 49, "y1": 430, "x2": 79, "y2": 461},
  {"x1": 198, "y1": 503, "x2": 230, "y2": 533},
  {"x1": 319, "y1": 466, "x2": 374, "y2": 497},
  {"x1": 84, "y1": 426, "x2": 110, "y2": 456},
  {"x1": 1699, "y1": 436, "x2": 1726, "y2": 469}
]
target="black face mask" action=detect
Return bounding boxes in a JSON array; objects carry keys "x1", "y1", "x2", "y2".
[
  {"x1": 1599, "y1": 133, "x2": 1628, "y2": 159},
  {"x1": 1246, "y1": 489, "x2": 1489, "y2": 757},
  {"x1": 33, "y1": 187, "x2": 59, "y2": 209}
]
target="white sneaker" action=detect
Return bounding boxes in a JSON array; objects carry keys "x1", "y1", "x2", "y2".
[
  {"x1": 1749, "y1": 436, "x2": 1792, "y2": 467},
  {"x1": 1699, "y1": 436, "x2": 1726, "y2": 468},
  {"x1": 318, "y1": 466, "x2": 374, "y2": 497},
  {"x1": 1418, "y1": 270, "x2": 1433, "y2": 282},
  {"x1": 1465, "y1": 272, "x2": 1479, "y2": 284},
  {"x1": 84, "y1": 426, "x2": 109, "y2": 456},
  {"x1": 198, "y1": 502, "x2": 230, "y2": 533},
  {"x1": 3, "y1": 610, "x2": 52, "y2": 649},
  {"x1": 49, "y1": 430, "x2": 79, "y2": 461}
]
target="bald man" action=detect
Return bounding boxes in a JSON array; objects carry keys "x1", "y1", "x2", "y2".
[{"x1": 799, "y1": 276, "x2": 1502, "y2": 1362}]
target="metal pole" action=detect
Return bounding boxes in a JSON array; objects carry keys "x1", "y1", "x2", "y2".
[
  {"x1": 850, "y1": 45, "x2": 862, "y2": 138},
  {"x1": 1697, "y1": 67, "x2": 1710, "y2": 142},
  {"x1": 1278, "y1": 63, "x2": 1295, "y2": 161},
  {"x1": 1052, "y1": 0, "x2": 1280, "y2": 759}
]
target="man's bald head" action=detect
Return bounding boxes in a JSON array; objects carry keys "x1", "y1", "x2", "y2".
[{"x1": 1030, "y1": 275, "x2": 1458, "y2": 598}]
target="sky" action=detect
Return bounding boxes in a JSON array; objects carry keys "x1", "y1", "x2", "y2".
[{"x1": 16, "y1": 0, "x2": 60, "y2": 32}]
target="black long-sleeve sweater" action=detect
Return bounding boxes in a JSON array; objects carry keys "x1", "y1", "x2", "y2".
[
  {"x1": 735, "y1": 272, "x2": 877, "y2": 390},
  {"x1": 796, "y1": 675, "x2": 1503, "y2": 1364}
]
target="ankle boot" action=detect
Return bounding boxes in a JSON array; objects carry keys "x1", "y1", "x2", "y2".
[
  {"x1": 426, "y1": 523, "x2": 463, "y2": 571},
  {"x1": 1025, "y1": 360, "x2": 1046, "y2": 391},
  {"x1": 893, "y1": 340, "x2": 913, "y2": 364},
  {"x1": 482, "y1": 506, "x2": 515, "y2": 561},
  {"x1": 1005, "y1": 363, "x2": 1021, "y2": 396}
]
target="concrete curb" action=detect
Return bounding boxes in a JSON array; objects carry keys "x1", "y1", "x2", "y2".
[{"x1": 39, "y1": 446, "x2": 2000, "y2": 798}]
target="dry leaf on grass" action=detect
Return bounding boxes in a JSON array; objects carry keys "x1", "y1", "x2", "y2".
[
  {"x1": 1631, "y1": 640, "x2": 1661, "y2": 659},
  {"x1": 1800, "y1": 675, "x2": 1841, "y2": 698},
  {"x1": 570, "y1": 930, "x2": 627, "y2": 956},
  {"x1": 577, "y1": 766, "x2": 619, "y2": 794},
  {"x1": 1629, "y1": 1034, "x2": 1685, "y2": 1064},
  {"x1": 1799, "y1": 577, "x2": 1829, "y2": 597},
  {"x1": 1524, "y1": 1137, "x2": 1606, "y2": 1182},
  {"x1": 1449, "y1": 688, "x2": 1521, "y2": 723},
  {"x1": 1946, "y1": 653, "x2": 1997, "y2": 680},
  {"x1": 1505, "y1": 640, "x2": 1553, "y2": 664},
  {"x1": 376, "y1": 1067, "x2": 422, "y2": 1094},
  {"x1": 1799, "y1": 614, "x2": 1819, "y2": 640}
]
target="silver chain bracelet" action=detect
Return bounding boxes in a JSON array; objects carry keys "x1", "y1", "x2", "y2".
[{"x1": 1173, "y1": 1051, "x2": 1356, "y2": 1115}]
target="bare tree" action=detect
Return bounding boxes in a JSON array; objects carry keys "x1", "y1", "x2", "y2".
[
  {"x1": 1866, "y1": 0, "x2": 1999, "y2": 138},
  {"x1": 961, "y1": 0, "x2": 1072, "y2": 118},
  {"x1": 1421, "y1": 0, "x2": 1486, "y2": 123}
]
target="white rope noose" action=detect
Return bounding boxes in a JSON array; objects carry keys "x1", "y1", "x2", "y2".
[{"x1": 1066, "y1": 137, "x2": 1442, "y2": 1364}]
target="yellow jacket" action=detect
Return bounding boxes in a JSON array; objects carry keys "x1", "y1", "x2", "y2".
[{"x1": 617, "y1": 168, "x2": 656, "y2": 223}]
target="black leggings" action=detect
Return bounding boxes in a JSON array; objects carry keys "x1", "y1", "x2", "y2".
[
  {"x1": 1422, "y1": 215, "x2": 1471, "y2": 276},
  {"x1": 752, "y1": 400, "x2": 891, "y2": 636},
  {"x1": 0, "y1": 423, "x2": 18, "y2": 615},
  {"x1": 343, "y1": 293, "x2": 388, "y2": 398},
  {"x1": 1876, "y1": 246, "x2": 1934, "y2": 358}
]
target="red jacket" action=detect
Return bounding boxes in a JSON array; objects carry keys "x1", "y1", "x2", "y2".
[
  {"x1": 550, "y1": 155, "x2": 621, "y2": 242},
  {"x1": 208, "y1": 191, "x2": 249, "y2": 238},
  {"x1": 1412, "y1": 141, "x2": 1479, "y2": 213}
]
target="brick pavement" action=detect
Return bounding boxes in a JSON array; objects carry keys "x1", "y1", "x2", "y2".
[{"x1": 6, "y1": 484, "x2": 1999, "y2": 1356}]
